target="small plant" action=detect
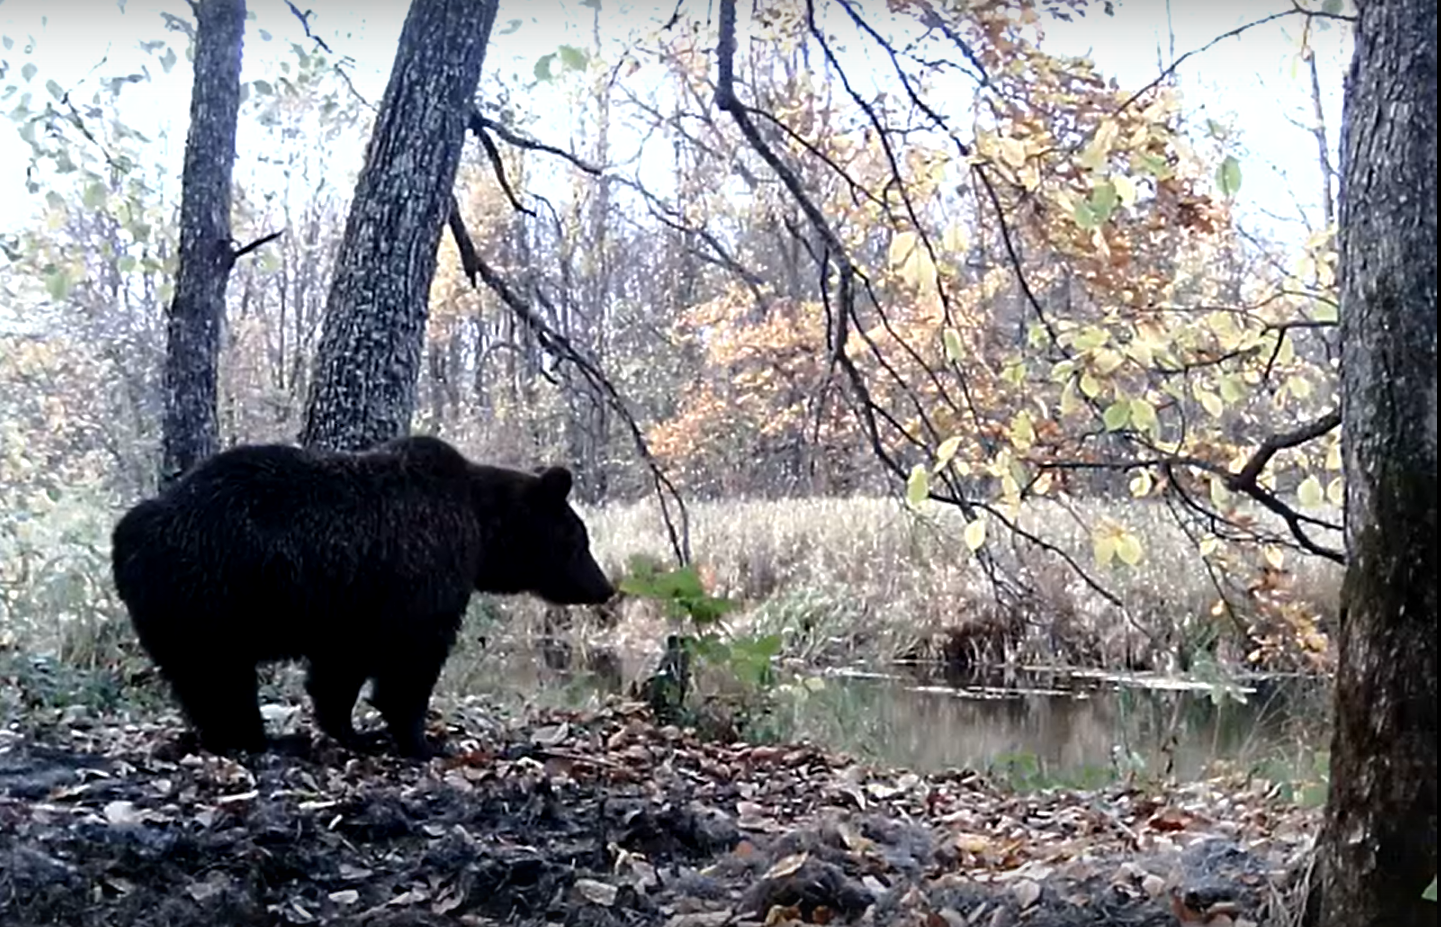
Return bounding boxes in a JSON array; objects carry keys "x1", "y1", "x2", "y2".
[{"x1": 619, "y1": 555, "x2": 783, "y2": 737}]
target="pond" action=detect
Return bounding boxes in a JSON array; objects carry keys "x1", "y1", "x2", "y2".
[
  {"x1": 456, "y1": 647, "x2": 1332, "y2": 793},
  {"x1": 774, "y1": 665, "x2": 1331, "y2": 789}
]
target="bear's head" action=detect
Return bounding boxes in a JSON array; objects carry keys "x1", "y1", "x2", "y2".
[{"x1": 476, "y1": 465, "x2": 615, "y2": 605}]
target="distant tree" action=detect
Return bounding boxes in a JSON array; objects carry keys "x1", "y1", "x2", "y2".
[
  {"x1": 159, "y1": 0, "x2": 248, "y2": 486},
  {"x1": 1314, "y1": 0, "x2": 1437, "y2": 923},
  {"x1": 300, "y1": 0, "x2": 498, "y2": 452}
]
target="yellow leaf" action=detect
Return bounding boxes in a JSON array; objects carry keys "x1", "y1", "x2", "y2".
[
  {"x1": 906, "y1": 464, "x2": 929, "y2": 506},
  {"x1": 901, "y1": 243, "x2": 937, "y2": 290},
  {"x1": 1197, "y1": 389, "x2": 1224, "y2": 418},
  {"x1": 942, "y1": 224, "x2": 969, "y2": 253},
  {"x1": 1093, "y1": 532, "x2": 1117, "y2": 568},
  {"x1": 1060, "y1": 378, "x2": 1083, "y2": 415},
  {"x1": 1326, "y1": 476, "x2": 1345, "y2": 507},
  {"x1": 998, "y1": 136, "x2": 1028, "y2": 169},
  {"x1": 1116, "y1": 532, "x2": 1144, "y2": 566},
  {"x1": 1297, "y1": 475, "x2": 1325, "y2": 508},
  {"x1": 1210, "y1": 476, "x2": 1232, "y2": 510},
  {"x1": 888, "y1": 231, "x2": 918, "y2": 269},
  {"x1": 1091, "y1": 348, "x2": 1125, "y2": 376},
  {"x1": 936, "y1": 435, "x2": 962, "y2": 469},
  {"x1": 1129, "y1": 470, "x2": 1153, "y2": 497},
  {"x1": 1112, "y1": 173, "x2": 1138, "y2": 207},
  {"x1": 1263, "y1": 546, "x2": 1285, "y2": 569},
  {"x1": 1009, "y1": 411, "x2": 1035, "y2": 451},
  {"x1": 1325, "y1": 442, "x2": 1342, "y2": 471},
  {"x1": 1199, "y1": 535, "x2": 1220, "y2": 557},
  {"x1": 963, "y1": 518, "x2": 987, "y2": 551},
  {"x1": 1079, "y1": 372, "x2": 1102, "y2": 398}
]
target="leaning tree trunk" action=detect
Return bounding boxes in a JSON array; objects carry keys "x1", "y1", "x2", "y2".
[
  {"x1": 299, "y1": 0, "x2": 498, "y2": 452},
  {"x1": 159, "y1": 0, "x2": 246, "y2": 486},
  {"x1": 1316, "y1": 0, "x2": 1437, "y2": 923}
]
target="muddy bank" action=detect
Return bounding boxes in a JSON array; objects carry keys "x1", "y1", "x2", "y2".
[{"x1": 0, "y1": 701, "x2": 1316, "y2": 926}]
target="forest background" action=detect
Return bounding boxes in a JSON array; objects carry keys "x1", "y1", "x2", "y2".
[{"x1": 0, "y1": 0, "x2": 1353, "y2": 684}]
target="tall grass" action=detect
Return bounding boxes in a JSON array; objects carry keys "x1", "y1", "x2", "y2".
[{"x1": 562, "y1": 493, "x2": 1343, "y2": 674}]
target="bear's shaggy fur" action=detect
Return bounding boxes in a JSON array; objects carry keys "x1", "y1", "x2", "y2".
[{"x1": 110, "y1": 435, "x2": 613, "y2": 757}]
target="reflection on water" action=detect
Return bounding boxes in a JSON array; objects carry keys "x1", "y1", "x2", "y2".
[
  {"x1": 452, "y1": 646, "x2": 1331, "y2": 785},
  {"x1": 779, "y1": 666, "x2": 1331, "y2": 783}
]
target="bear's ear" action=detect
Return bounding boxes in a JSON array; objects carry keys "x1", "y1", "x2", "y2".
[{"x1": 537, "y1": 466, "x2": 574, "y2": 500}]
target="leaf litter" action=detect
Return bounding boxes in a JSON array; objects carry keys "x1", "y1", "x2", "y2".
[{"x1": 0, "y1": 699, "x2": 1317, "y2": 926}]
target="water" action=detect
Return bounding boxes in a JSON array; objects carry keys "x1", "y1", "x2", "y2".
[
  {"x1": 774, "y1": 666, "x2": 1331, "y2": 786},
  {"x1": 460, "y1": 647, "x2": 1332, "y2": 789}
]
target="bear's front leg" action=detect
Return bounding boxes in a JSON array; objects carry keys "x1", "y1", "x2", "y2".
[
  {"x1": 304, "y1": 658, "x2": 370, "y2": 749},
  {"x1": 370, "y1": 656, "x2": 448, "y2": 759}
]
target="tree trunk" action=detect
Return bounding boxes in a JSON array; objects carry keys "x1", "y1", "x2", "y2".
[
  {"x1": 159, "y1": 0, "x2": 246, "y2": 486},
  {"x1": 299, "y1": 0, "x2": 498, "y2": 452},
  {"x1": 1316, "y1": 0, "x2": 1437, "y2": 923}
]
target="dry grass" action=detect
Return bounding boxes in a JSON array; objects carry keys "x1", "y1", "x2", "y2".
[{"x1": 525, "y1": 493, "x2": 1345, "y2": 674}]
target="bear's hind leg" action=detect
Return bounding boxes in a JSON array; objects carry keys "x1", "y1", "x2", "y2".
[{"x1": 166, "y1": 661, "x2": 265, "y2": 754}]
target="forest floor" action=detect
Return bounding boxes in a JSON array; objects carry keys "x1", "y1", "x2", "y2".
[{"x1": 0, "y1": 698, "x2": 1319, "y2": 927}]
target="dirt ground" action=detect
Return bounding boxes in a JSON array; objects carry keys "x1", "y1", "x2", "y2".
[{"x1": 0, "y1": 699, "x2": 1318, "y2": 926}]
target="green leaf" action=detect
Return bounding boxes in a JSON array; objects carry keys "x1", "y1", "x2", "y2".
[
  {"x1": 1216, "y1": 155, "x2": 1243, "y2": 196},
  {"x1": 1322, "y1": 0, "x2": 1343, "y2": 13},
  {"x1": 22, "y1": 62, "x2": 38, "y2": 82},
  {"x1": 1103, "y1": 399, "x2": 1131, "y2": 431},
  {"x1": 81, "y1": 181, "x2": 106, "y2": 210},
  {"x1": 943, "y1": 327, "x2": 964, "y2": 362},
  {"x1": 1136, "y1": 151, "x2": 1172, "y2": 179},
  {"x1": 44, "y1": 267, "x2": 72, "y2": 301},
  {"x1": 963, "y1": 518, "x2": 986, "y2": 551},
  {"x1": 1072, "y1": 198, "x2": 1100, "y2": 230},
  {"x1": 253, "y1": 79, "x2": 273, "y2": 96},
  {"x1": 533, "y1": 53, "x2": 556, "y2": 82},
  {"x1": 1088, "y1": 181, "x2": 1117, "y2": 222},
  {"x1": 160, "y1": 46, "x2": 178, "y2": 74},
  {"x1": 1129, "y1": 397, "x2": 1158, "y2": 435},
  {"x1": 498, "y1": 19, "x2": 524, "y2": 35},
  {"x1": 558, "y1": 44, "x2": 588, "y2": 71},
  {"x1": 45, "y1": 79, "x2": 63, "y2": 101},
  {"x1": 906, "y1": 464, "x2": 929, "y2": 506}
]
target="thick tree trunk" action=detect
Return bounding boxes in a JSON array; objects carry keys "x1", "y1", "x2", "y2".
[
  {"x1": 1316, "y1": 0, "x2": 1437, "y2": 923},
  {"x1": 299, "y1": 0, "x2": 498, "y2": 452},
  {"x1": 159, "y1": 0, "x2": 246, "y2": 486}
]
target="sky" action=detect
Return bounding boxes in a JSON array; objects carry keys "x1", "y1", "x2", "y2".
[{"x1": 0, "y1": 0, "x2": 1350, "y2": 238}]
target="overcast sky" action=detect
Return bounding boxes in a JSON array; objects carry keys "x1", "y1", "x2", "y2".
[{"x1": 0, "y1": 0, "x2": 1350, "y2": 237}]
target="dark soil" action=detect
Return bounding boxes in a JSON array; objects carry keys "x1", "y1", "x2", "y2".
[{"x1": 0, "y1": 701, "x2": 1316, "y2": 926}]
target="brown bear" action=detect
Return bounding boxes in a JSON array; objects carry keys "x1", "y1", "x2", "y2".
[{"x1": 110, "y1": 435, "x2": 613, "y2": 758}]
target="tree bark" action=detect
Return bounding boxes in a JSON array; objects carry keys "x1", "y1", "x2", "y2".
[
  {"x1": 299, "y1": 0, "x2": 498, "y2": 452},
  {"x1": 159, "y1": 0, "x2": 246, "y2": 486},
  {"x1": 1317, "y1": 0, "x2": 1437, "y2": 923}
]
